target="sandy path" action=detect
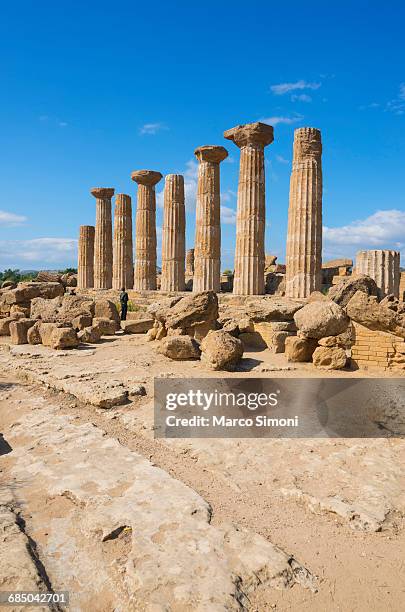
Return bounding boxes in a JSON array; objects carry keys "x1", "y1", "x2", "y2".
[{"x1": 1, "y1": 373, "x2": 404, "y2": 611}]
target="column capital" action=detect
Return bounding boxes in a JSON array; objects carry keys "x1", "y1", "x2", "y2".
[
  {"x1": 194, "y1": 145, "x2": 228, "y2": 164},
  {"x1": 90, "y1": 187, "x2": 115, "y2": 199},
  {"x1": 224, "y1": 122, "x2": 274, "y2": 148},
  {"x1": 131, "y1": 170, "x2": 162, "y2": 186}
]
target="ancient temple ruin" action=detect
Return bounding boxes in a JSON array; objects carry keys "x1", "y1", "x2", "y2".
[
  {"x1": 78, "y1": 123, "x2": 400, "y2": 303},
  {"x1": 356, "y1": 249, "x2": 400, "y2": 298}
]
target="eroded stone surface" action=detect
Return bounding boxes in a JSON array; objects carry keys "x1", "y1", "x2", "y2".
[{"x1": 1, "y1": 387, "x2": 316, "y2": 610}]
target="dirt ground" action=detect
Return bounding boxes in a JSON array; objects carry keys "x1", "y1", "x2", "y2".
[{"x1": 1, "y1": 332, "x2": 404, "y2": 611}]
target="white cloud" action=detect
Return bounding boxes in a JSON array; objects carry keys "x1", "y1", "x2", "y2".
[
  {"x1": 323, "y1": 209, "x2": 405, "y2": 259},
  {"x1": 221, "y1": 205, "x2": 237, "y2": 224},
  {"x1": 383, "y1": 85, "x2": 405, "y2": 115},
  {"x1": 0, "y1": 238, "x2": 77, "y2": 269},
  {"x1": 261, "y1": 115, "x2": 303, "y2": 126},
  {"x1": 139, "y1": 122, "x2": 168, "y2": 135},
  {"x1": 0, "y1": 210, "x2": 28, "y2": 226},
  {"x1": 291, "y1": 94, "x2": 312, "y2": 103},
  {"x1": 270, "y1": 80, "x2": 321, "y2": 95},
  {"x1": 275, "y1": 155, "x2": 289, "y2": 164}
]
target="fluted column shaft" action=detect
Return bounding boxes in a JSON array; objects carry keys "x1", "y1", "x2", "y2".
[
  {"x1": 193, "y1": 146, "x2": 228, "y2": 292},
  {"x1": 161, "y1": 175, "x2": 185, "y2": 292},
  {"x1": 131, "y1": 170, "x2": 162, "y2": 291},
  {"x1": 185, "y1": 249, "x2": 195, "y2": 275},
  {"x1": 285, "y1": 128, "x2": 323, "y2": 298},
  {"x1": 113, "y1": 194, "x2": 133, "y2": 290},
  {"x1": 92, "y1": 188, "x2": 114, "y2": 289},
  {"x1": 356, "y1": 250, "x2": 400, "y2": 297},
  {"x1": 224, "y1": 123, "x2": 274, "y2": 295},
  {"x1": 78, "y1": 225, "x2": 95, "y2": 289}
]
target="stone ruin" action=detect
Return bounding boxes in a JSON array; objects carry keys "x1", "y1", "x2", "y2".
[
  {"x1": 75, "y1": 120, "x2": 401, "y2": 308},
  {"x1": 1, "y1": 121, "x2": 403, "y2": 373}
]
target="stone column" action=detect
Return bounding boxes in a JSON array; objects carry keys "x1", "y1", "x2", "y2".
[
  {"x1": 113, "y1": 194, "x2": 133, "y2": 290},
  {"x1": 356, "y1": 250, "x2": 400, "y2": 297},
  {"x1": 285, "y1": 127, "x2": 323, "y2": 298},
  {"x1": 193, "y1": 145, "x2": 228, "y2": 292},
  {"x1": 91, "y1": 188, "x2": 114, "y2": 289},
  {"x1": 78, "y1": 225, "x2": 95, "y2": 289},
  {"x1": 161, "y1": 174, "x2": 185, "y2": 292},
  {"x1": 185, "y1": 248, "x2": 195, "y2": 275},
  {"x1": 131, "y1": 170, "x2": 162, "y2": 291},
  {"x1": 224, "y1": 122, "x2": 274, "y2": 295}
]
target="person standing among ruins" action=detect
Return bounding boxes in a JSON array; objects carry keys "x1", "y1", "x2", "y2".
[{"x1": 119, "y1": 287, "x2": 129, "y2": 321}]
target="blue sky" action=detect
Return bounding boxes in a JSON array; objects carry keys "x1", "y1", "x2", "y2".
[{"x1": 0, "y1": 0, "x2": 404, "y2": 271}]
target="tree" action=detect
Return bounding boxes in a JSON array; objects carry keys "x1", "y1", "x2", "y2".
[
  {"x1": 59, "y1": 267, "x2": 77, "y2": 274},
  {"x1": 0, "y1": 269, "x2": 21, "y2": 283}
]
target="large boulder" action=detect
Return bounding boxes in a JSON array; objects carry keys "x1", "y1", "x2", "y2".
[
  {"x1": 244, "y1": 298, "x2": 304, "y2": 322},
  {"x1": 121, "y1": 318, "x2": 154, "y2": 334},
  {"x1": 0, "y1": 317, "x2": 14, "y2": 336},
  {"x1": 57, "y1": 295, "x2": 95, "y2": 322},
  {"x1": 294, "y1": 300, "x2": 349, "y2": 339},
  {"x1": 218, "y1": 299, "x2": 304, "y2": 331},
  {"x1": 71, "y1": 314, "x2": 93, "y2": 330},
  {"x1": 36, "y1": 271, "x2": 62, "y2": 283},
  {"x1": 60, "y1": 272, "x2": 77, "y2": 287},
  {"x1": 94, "y1": 299, "x2": 120, "y2": 331},
  {"x1": 285, "y1": 336, "x2": 318, "y2": 362},
  {"x1": 1, "y1": 281, "x2": 16, "y2": 289},
  {"x1": 77, "y1": 326, "x2": 102, "y2": 344},
  {"x1": 2, "y1": 282, "x2": 64, "y2": 305},
  {"x1": 39, "y1": 322, "x2": 70, "y2": 347},
  {"x1": 163, "y1": 292, "x2": 219, "y2": 331},
  {"x1": 147, "y1": 296, "x2": 183, "y2": 319},
  {"x1": 30, "y1": 295, "x2": 94, "y2": 324},
  {"x1": 346, "y1": 291, "x2": 405, "y2": 338},
  {"x1": 379, "y1": 294, "x2": 405, "y2": 315},
  {"x1": 312, "y1": 346, "x2": 347, "y2": 370},
  {"x1": 328, "y1": 274, "x2": 379, "y2": 307},
  {"x1": 50, "y1": 327, "x2": 79, "y2": 350},
  {"x1": 200, "y1": 330, "x2": 244, "y2": 371},
  {"x1": 317, "y1": 324, "x2": 355, "y2": 349},
  {"x1": 30, "y1": 296, "x2": 62, "y2": 321},
  {"x1": 92, "y1": 317, "x2": 117, "y2": 336},
  {"x1": 9, "y1": 319, "x2": 36, "y2": 345},
  {"x1": 157, "y1": 336, "x2": 201, "y2": 360}
]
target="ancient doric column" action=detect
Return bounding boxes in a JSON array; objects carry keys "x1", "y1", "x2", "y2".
[
  {"x1": 356, "y1": 250, "x2": 400, "y2": 297},
  {"x1": 131, "y1": 170, "x2": 162, "y2": 291},
  {"x1": 161, "y1": 174, "x2": 185, "y2": 292},
  {"x1": 285, "y1": 127, "x2": 323, "y2": 298},
  {"x1": 113, "y1": 194, "x2": 133, "y2": 290},
  {"x1": 77, "y1": 225, "x2": 95, "y2": 289},
  {"x1": 91, "y1": 187, "x2": 114, "y2": 289},
  {"x1": 185, "y1": 249, "x2": 195, "y2": 275},
  {"x1": 224, "y1": 122, "x2": 274, "y2": 295},
  {"x1": 193, "y1": 145, "x2": 228, "y2": 292}
]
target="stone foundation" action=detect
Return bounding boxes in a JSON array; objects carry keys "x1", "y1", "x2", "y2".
[{"x1": 351, "y1": 322, "x2": 405, "y2": 370}]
